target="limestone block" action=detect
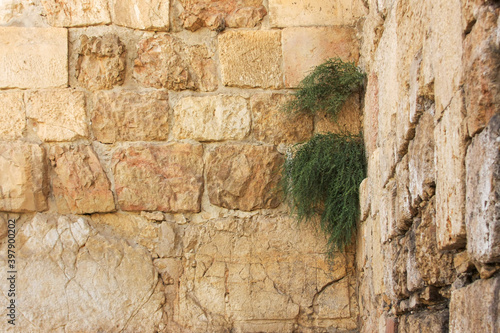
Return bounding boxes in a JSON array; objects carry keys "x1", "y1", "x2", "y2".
[
  {"x1": 462, "y1": 0, "x2": 490, "y2": 33},
  {"x1": 26, "y1": 89, "x2": 88, "y2": 142},
  {"x1": 314, "y1": 94, "x2": 362, "y2": 135},
  {"x1": 395, "y1": 155, "x2": 414, "y2": 232},
  {"x1": 398, "y1": 310, "x2": 449, "y2": 333},
  {"x1": 0, "y1": 213, "x2": 164, "y2": 332},
  {"x1": 282, "y1": 27, "x2": 359, "y2": 88},
  {"x1": 41, "y1": 0, "x2": 111, "y2": 26},
  {"x1": 134, "y1": 34, "x2": 217, "y2": 91},
  {"x1": 113, "y1": 143, "x2": 204, "y2": 213},
  {"x1": 112, "y1": 0, "x2": 169, "y2": 30},
  {"x1": 368, "y1": 149, "x2": 383, "y2": 217},
  {"x1": 359, "y1": 178, "x2": 370, "y2": 222},
  {"x1": 380, "y1": 179, "x2": 398, "y2": 243},
  {"x1": 92, "y1": 90, "x2": 169, "y2": 143},
  {"x1": 0, "y1": 0, "x2": 46, "y2": 26},
  {"x1": 0, "y1": 142, "x2": 47, "y2": 212},
  {"x1": 449, "y1": 275, "x2": 500, "y2": 332},
  {"x1": 315, "y1": 278, "x2": 351, "y2": 318},
  {"x1": 371, "y1": 216, "x2": 385, "y2": 295},
  {"x1": 49, "y1": 144, "x2": 115, "y2": 215},
  {"x1": 206, "y1": 145, "x2": 283, "y2": 211},
  {"x1": 76, "y1": 34, "x2": 126, "y2": 91},
  {"x1": 435, "y1": 94, "x2": 468, "y2": 250},
  {"x1": 364, "y1": 73, "x2": 379, "y2": 157},
  {"x1": 173, "y1": 95, "x2": 250, "y2": 141},
  {"x1": 269, "y1": 0, "x2": 366, "y2": 27},
  {"x1": 0, "y1": 27, "x2": 67, "y2": 89},
  {"x1": 250, "y1": 93, "x2": 313, "y2": 145},
  {"x1": 0, "y1": 91, "x2": 25, "y2": 140},
  {"x1": 466, "y1": 114, "x2": 500, "y2": 264},
  {"x1": 218, "y1": 30, "x2": 283, "y2": 89}
]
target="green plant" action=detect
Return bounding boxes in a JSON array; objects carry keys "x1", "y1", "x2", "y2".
[{"x1": 283, "y1": 58, "x2": 365, "y2": 119}]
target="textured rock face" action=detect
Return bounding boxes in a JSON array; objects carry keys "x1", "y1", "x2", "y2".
[
  {"x1": 0, "y1": 27, "x2": 67, "y2": 89},
  {"x1": 112, "y1": 0, "x2": 170, "y2": 30},
  {"x1": 113, "y1": 143, "x2": 204, "y2": 213},
  {"x1": 206, "y1": 145, "x2": 283, "y2": 211},
  {"x1": 0, "y1": 91, "x2": 25, "y2": 140},
  {"x1": 41, "y1": 0, "x2": 111, "y2": 27},
  {"x1": 49, "y1": 144, "x2": 115, "y2": 214},
  {"x1": 77, "y1": 34, "x2": 126, "y2": 91},
  {"x1": 92, "y1": 90, "x2": 170, "y2": 143},
  {"x1": 134, "y1": 34, "x2": 217, "y2": 91}
]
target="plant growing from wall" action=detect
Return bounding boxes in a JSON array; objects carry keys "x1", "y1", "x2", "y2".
[{"x1": 281, "y1": 58, "x2": 366, "y2": 255}]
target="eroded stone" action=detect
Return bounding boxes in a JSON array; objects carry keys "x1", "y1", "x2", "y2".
[
  {"x1": 112, "y1": 0, "x2": 170, "y2": 30},
  {"x1": 41, "y1": 0, "x2": 111, "y2": 27},
  {"x1": 0, "y1": 91, "x2": 25, "y2": 140}
]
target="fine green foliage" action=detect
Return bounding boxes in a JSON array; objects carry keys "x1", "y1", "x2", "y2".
[
  {"x1": 284, "y1": 58, "x2": 365, "y2": 119},
  {"x1": 281, "y1": 133, "x2": 366, "y2": 255}
]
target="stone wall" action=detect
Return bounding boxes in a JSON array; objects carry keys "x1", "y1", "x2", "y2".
[
  {"x1": 358, "y1": 0, "x2": 500, "y2": 331},
  {"x1": 0, "y1": 0, "x2": 366, "y2": 332}
]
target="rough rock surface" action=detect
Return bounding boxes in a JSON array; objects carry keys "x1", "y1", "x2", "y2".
[
  {"x1": 0, "y1": 91, "x2": 25, "y2": 140},
  {"x1": 112, "y1": 0, "x2": 170, "y2": 30},
  {"x1": 41, "y1": 0, "x2": 111, "y2": 27}
]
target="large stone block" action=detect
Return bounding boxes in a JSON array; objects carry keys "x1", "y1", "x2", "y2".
[
  {"x1": 26, "y1": 89, "x2": 88, "y2": 142},
  {"x1": 112, "y1": 0, "x2": 170, "y2": 30},
  {"x1": 282, "y1": 27, "x2": 359, "y2": 88},
  {"x1": 218, "y1": 30, "x2": 283, "y2": 89},
  {"x1": 41, "y1": 0, "x2": 111, "y2": 26},
  {"x1": 76, "y1": 34, "x2": 126, "y2": 91},
  {"x1": 466, "y1": 114, "x2": 500, "y2": 264},
  {"x1": 92, "y1": 90, "x2": 169, "y2": 143},
  {"x1": 450, "y1": 275, "x2": 500, "y2": 332},
  {"x1": 250, "y1": 93, "x2": 313, "y2": 145},
  {"x1": 0, "y1": 91, "x2": 25, "y2": 140},
  {"x1": 0, "y1": 142, "x2": 47, "y2": 212},
  {"x1": 113, "y1": 143, "x2": 204, "y2": 213},
  {"x1": 314, "y1": 94, "x2": 362, "y2": 135},
  {"x1": 173, "y1": 95, "x2": 250, "y2": 141},
  {"x1": 134, "y1": 34, "x2": 217, "y2": 91},
  {"x1": 399, "y1": 310, "x2": 449, "y2": 333},
  {"x1": 0, "y1": 27, "x2": 67, "y2": 89},
  {"x1": 206, "y1": 145, "x2": 283, "y2": 211},
  {"x1": 49, "y1": 144, "x2": 115, "y2": 214},
  {"x1": 364, "y1": 73, "x2": 379, "y2": 157}
]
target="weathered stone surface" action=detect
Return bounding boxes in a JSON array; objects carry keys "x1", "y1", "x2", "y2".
[
  {"x1": 359, "y1": 178, "x2": 370, "y2": 222},
  {"x1": 92, "y1": 90, "x2": 169, "y2": 143},
  {"x1": 0, "y1": 213, "x2": 164, "y2": 332},
  {"x1": 0, "y1": 91, "x2": 25, "y2": 140},
  {"x1": 269, "y1": 0, "x2": 366, "y2": 27},
  {"x1": 173, "y1": 95, "x2": 250, "y2": 141},
  {"x1": 364, "y1": 73, "x2": 379, "y2": 157},
  {"x1": 179, "y1": 0, "x2": 266, "y2": 31},
  {"x1": 251, "y1": 93, "x2": 313, "y2": 145},
  {"x1": 399, "y1": 310, "x2": 449, "y2": 333},
  {"x1": 314, "y1": 94, "x2": 362, "y2": 135},
  {"x1": 0, "y1": 27, "x2": 67, "y2": 89},
  {"x1": 26, "y1": 89, "x2": 88, "y2": 142},
  {"x1": 450, "y1": 275, "x2": 500, "y2": 332},
  {"x1": 134, "y1": 34, "x2": 217, "y2": 91},
  {"x1": 380, "y1": 179, "x2": 398, "y2": 243},
  {"x1": 206, "y1": 145, "x2": 283, "y2": 211},
  {"x1": 466, "y1": 114, "x2": 500, "y2": 264},
  {"x1": 41, "y1": 0, "x2": 111, "y2": 26},
  {"x1": 435, "y1": 93, "x2": 468, "y2": 250},
  {"x1": 76, "y1": 34, "x2": 126, "y2": 91},
  {"x1": 113, "y1": 143, "x2": 204, "y2": 213},
  {"x1": 282, "y1": 27, "x2": 359, "y2": 87},
  {"x1": 49, "y1": 144, "x2": 115, "y2": 214},
  {"x1": 0, "y1": 142, "x2": 47, "y2": 212},
  {"x1": 395, "y1": 154, "x2": 414, "y2": 232},
  {"x1": 112, "y1": 0, "x2": 170, "y2": 30},
  {"x1": 219, "y1": 30, "x2": 283, "y2": 89},
  {"x1": 0, "y1": 0, "x2": 46, "y2": 26}
]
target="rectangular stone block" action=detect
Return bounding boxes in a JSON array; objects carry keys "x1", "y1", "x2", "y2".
[
  {"x1": 41, "y1": 0, "x2": 111, "y2": 26},
  {"x1": 218, "y1": 30, "x2": 283, "y2": 89},
  {"x1": 0, "y1": 91, "x2": 25, "y2": 140},
  {"x1": 113, "y1": 143, "x2": 204, "y2": 213},
  {"x1": 27, "y1": 89, "x2": 88, "y2": 142},
  {"x1": 112, "y1": 0, "x2": 169, "y2": 30},
  {"x1": 173, "y1": 95, "x2": 250, "y2": 141},
  {"x1": 0, "y1": 27, "x2": 67, "y2": 89},
  {"x1": 466, "y1": 114, "x2": 500, "y2": 264},
  {"x1": 0, "y1": 142, "x2": 47, "y2": 212},
  {"x1": 92, "y1": 90, "x2": 169, "y2": 143}
]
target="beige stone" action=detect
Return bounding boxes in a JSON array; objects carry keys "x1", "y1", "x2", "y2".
[
  {"x1": 359, "y1": 178, "x2": 370, "y2": 223},
  {"x1": 49, "y1": 144, "x2": 115, "y2": 215},
  {"x1": 364, "y1": 73, "x2": 379, "y2": 157},
  {"x1": 0, "y1": 91, "x2": 25, "y2": 140},
  {"x1": 77, "y1": 34, "x2": 126, "y2": 91},
  {"x1": 0, "y1": 0, "x2": 46, "y2": 26},
  {"x1": 269, "y1": 0, "x2": 366, "y2": 27},
  {"x1": 41, "y1": 0, "x2": 111, "y2": 26},
  {"x1": 218, "y1": 30, "x2": 283, "y2": 89},
  {"x1": 134, "y1": 34, "x2": 217, "y2": 91},
  {"x1": 112, "y1": 0, "x2": 169, "y2": 30},
  {"x1": 0, "y1": 142, "x2": 47, "y2": 212},
  {"x1": 379, "y1": 179, "x2": 397, "y2": 243},
  {"x1": 26, "y1": 89, "x2": 88, "y2": 142},
  {"x1": 113, "y1": 143, "x2": 204, "y2": 213},
  {"x1": 314, "y1": 94, "x2": 363, "y2": 135},
  {"x1": 282, "y1": 27, "x2": 359, "y2": 88},
  {"x1": 0, "y1": 27, "x2": 67, "y2": 89},
  {"x1": 92, "y1": 90, "x2": 169, "y2": 143},
  {"x1": 226, "y1": 5, "x2": 267, "y2": 28},
  {"x1": 395, "y1": 154, "x2": 414, "y2": 232},
  {"x1": 449, "y1": 275, "x2": 500, "y2": 332},
  {"x1": 173, "y1": 95, "x2": 250, "y2": 141},
  {"x1": 399, "y1": 311, "x2": 449, "y2": 333},
  {"x1": 251, "y1": 93, "x2": 313, "y2": 145},
  {"x1": 206, "y1": 145, "x2": 283, "y2": 211}
]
